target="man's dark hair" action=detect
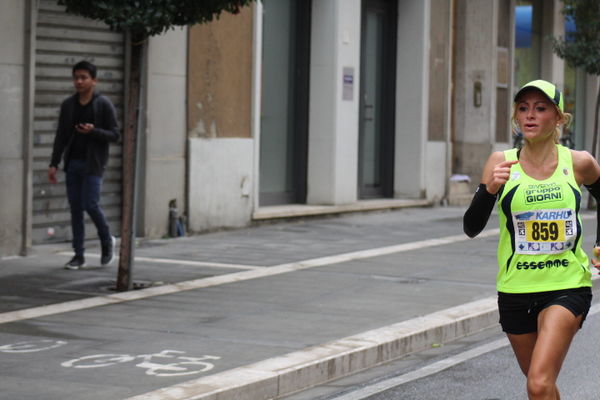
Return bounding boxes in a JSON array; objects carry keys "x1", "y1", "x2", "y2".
[{"x1": 72, "y1": 60, "x2": 97, "y2": 79}]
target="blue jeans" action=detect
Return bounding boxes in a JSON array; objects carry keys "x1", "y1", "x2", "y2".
[{"x1": 66, "y1": 160, "x2": 111, "y2": 256}]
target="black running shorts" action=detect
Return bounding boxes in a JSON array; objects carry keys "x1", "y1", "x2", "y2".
[{"x1": 497, "y1": 287, "x2": 592, "y2": 335}]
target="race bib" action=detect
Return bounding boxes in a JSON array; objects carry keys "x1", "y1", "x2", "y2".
[{"x1": 512, "y1": 208, "x2": 577, "y2": 255}]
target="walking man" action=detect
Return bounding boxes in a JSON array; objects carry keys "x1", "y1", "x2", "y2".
[{"x1": 48, "y1": 61, "x2": 120, "y2": 269}]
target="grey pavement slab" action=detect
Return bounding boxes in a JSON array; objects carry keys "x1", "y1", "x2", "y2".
[{"x1": 0, "y1": 206, "x2": 598, "y2": 400}]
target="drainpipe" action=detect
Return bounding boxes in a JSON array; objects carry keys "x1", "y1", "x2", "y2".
[{"x1": 251, "y1": 2, "x2": 263, "y2": 213}]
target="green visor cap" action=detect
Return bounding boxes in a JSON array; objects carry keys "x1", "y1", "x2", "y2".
[{"x1": 514, "y1": 79, "x2": 564, "y2": 112}]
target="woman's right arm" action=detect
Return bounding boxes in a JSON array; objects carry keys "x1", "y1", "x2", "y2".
[{"x1": 463, "y1": 152, "x2": 515, "y2": 238}]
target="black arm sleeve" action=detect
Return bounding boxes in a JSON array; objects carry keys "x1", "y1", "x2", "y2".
[
  {"x1": 463, "y1": 184, "x2": 497, "y2": 238},
  {"x1": 584, "y1": 177, "x2": 600, "y2": 246}
]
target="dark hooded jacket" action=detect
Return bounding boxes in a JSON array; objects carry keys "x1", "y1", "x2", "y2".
[{"x1": 50, "y1": 92, "x2": 119, "y2": 177}]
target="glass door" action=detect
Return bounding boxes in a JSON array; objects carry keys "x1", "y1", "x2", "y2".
[
  {"x1": 259, "y1": 0, "x2": 310, "y2": 205},
  {"x1": 358, "y1": 0, "x2": 396, "y2": 199}
]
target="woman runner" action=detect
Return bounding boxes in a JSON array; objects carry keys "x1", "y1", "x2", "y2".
[{"x1": 464, "y1": 79, "x2": 600, "y2": 399}]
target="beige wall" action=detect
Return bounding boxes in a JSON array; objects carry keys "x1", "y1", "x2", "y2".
[{"x1": 187, "y1": 7, "x2": 253, "y2": 139}]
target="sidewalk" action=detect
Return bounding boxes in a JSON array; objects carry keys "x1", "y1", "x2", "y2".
[{"x1": 0, "y1": 206, "x2": 598, "y2": 400}]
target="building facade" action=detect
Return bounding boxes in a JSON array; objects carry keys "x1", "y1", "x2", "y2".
[{"x1": 1, "y1": 0, "x2": 599, "y2": 257}]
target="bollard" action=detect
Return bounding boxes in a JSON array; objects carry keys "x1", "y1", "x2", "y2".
[{"x1": 168, "y1": 199, "x2": 178, "y2": 238}]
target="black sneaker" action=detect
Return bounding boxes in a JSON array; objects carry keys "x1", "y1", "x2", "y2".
[
  {"x1": 101, "y1": 236, "x2": 116, "y2": 266},
  {"x1": 64, "y1": 255, "x2": 86, "y2": 270}
]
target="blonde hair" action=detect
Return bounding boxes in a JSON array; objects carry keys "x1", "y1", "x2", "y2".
[{"x1": 511, "y1": 102, "x2": 572, "y2": 144}]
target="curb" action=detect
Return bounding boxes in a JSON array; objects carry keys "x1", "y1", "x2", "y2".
[
  {"x1": 124, "y1": 297, "x2": 499, "y2": 400},
  {"x1": 124, "y1": 274, "x2": 600, "y2": 400},
  {"x1": 252, "y1": 199, "x2": 432, "y2": 221}
]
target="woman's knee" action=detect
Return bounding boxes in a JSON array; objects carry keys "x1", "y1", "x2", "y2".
[{"x1": 527, "y1": 373, "x2": 555, "y2": 398}]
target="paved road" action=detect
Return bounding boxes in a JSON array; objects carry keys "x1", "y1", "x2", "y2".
[
  {"x1": 310, "y1": 300, "x2": 600, "y2": 400},
  {"x1": 0, "y1": 206, "x2": 598, "y2": 399}
]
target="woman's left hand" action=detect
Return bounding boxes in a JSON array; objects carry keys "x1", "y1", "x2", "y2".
[{"x1": 592, "y1": 245, "x2": 600, "y2": 274}]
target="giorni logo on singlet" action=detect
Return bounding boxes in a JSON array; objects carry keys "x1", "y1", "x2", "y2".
[
  {"x1": 512, "y1": 208, "x2": 576, "y2": 255},
  {"x1": 523, "y1": 182, "x2": 563, "y2": 204}
]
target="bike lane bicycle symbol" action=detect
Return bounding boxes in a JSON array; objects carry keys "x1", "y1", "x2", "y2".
[{"x1": 62, "y1": 350, "x2": 220, "y2": 377}]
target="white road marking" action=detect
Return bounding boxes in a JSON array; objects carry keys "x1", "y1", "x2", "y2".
[
  {"x1": 329, "y1": 302, "x2": 600, "y2": 400},
  {"x1": 3, "y1": 222, "x2": 597, "y2": 327},
  {"x1": 57, "y1": 252, "x2": 262, "y2": 270},
  {"x1": 0, "y1": 339, "x2": 67, "y2": 353},
  {"x1": 0, "y1": 230, "x2": 494, "y2": 324},
  {"x1": 61, "y1": 350, "x2": 220, "y2": 377}
]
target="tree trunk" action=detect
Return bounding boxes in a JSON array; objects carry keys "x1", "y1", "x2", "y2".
[{"x1": 117, "y1": 41, "x2": 143, "y2": 291}]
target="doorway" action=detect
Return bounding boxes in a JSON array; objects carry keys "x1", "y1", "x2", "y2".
[
  {"x1": 259, "y1": 0, "x2": 311, "y2": 205},
  {"x1": 358, "y1": 0, "x2": 397, "y2": 199}
]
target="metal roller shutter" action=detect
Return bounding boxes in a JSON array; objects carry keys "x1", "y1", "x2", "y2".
[{"x1": 33, "y1": 0, "x2": 124, "y2": 244}]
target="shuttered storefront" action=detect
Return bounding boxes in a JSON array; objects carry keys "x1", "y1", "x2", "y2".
[{"x1": 33, "y1": 0, "x2": 124, "y2": 244}]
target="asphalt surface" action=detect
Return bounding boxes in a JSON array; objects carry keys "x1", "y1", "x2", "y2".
[
  {"x1": 0, "y1": 206, "x2": 598, "y2": 399},
  {"x1": 335, "y1": 303, "x2": 600, "y2": 400}
]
